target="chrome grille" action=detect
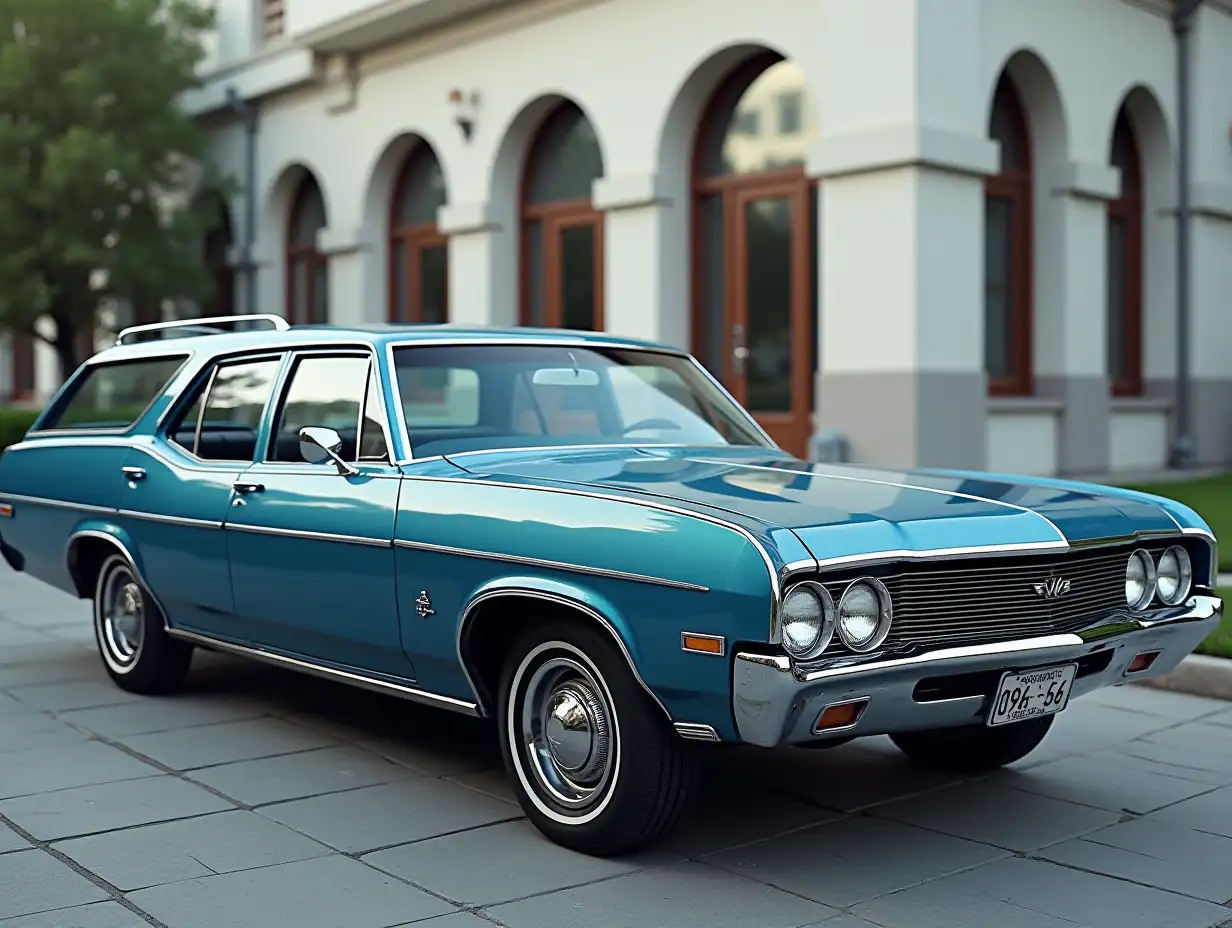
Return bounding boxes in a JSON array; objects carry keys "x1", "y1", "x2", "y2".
[{"x1": 814, "y1": 539, "x2": 1184, "y2": 655}]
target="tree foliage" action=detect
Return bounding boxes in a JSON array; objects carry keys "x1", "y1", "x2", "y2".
[{"x1": 0, "y1": 0, "x2": 229, "y2": 378}]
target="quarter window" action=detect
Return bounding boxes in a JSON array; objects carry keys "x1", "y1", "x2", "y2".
[
  {"x1": 38, "y1": 356, "x2": 186, "y2": 431},
  {"x1": 269, "y1": 354, "x2": 388, "y2": 463},
  {"x1": 171, "y1": 357, "x2": 281, "y2": 461}
]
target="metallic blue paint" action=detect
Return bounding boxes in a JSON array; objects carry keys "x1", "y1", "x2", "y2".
[{"x1": 0, "y1": 323, "x2": 1219, "y2": 747}]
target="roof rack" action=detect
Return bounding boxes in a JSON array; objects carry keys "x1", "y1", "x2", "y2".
[{"x1": 116, "y1": 314, "x2": 290, "y2": 346}]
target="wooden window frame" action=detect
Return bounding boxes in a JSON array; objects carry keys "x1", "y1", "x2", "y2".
[
  {"x1": 285, "y1": 178, "x2": 328, "y2": 326},
  {"x1": 689, "y1": 52, "x2": 819, "y2": 456},
  {"x1": 984, "y1": 78, "x2": 1034, "y2": 397},
  {"x1": 388, "y1": 151, "x2": 449, "y2": 324},
  {"x1": 517, "y1": 105, "x2": 605, "y2": 330},
  {"x1": 10, "y1": 332, "x2": 35, "y2": 401},
  {"x1": 1108, "y1": 113, "x2": 1144, "y2": 397}
]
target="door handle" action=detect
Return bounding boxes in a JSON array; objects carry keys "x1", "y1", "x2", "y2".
[
  {"x1": 232, "y1": 482, "x2": 265, "y2": 495},
  {"x1": 121, "y1": 467, "x2": 146, "y2": 482}
]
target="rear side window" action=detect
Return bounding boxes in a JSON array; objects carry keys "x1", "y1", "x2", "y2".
[
  {"x1": 169, "y1": 357, "x2": 281, "y2": 462},
  {"x1": 39, "y1": 356, "x2": 186, "y2": 431}
]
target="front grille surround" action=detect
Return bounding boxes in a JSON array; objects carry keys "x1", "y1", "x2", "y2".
[{"x1": 799, "y1": 536, "x2": 1209, "y2": 659}]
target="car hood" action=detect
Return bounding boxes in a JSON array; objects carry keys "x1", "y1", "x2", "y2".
[{"x1": 450, "y1": 446, "x2": 1180, "y2": 565}]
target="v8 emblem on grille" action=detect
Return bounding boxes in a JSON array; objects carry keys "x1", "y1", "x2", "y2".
[{"x1": 1033, "y1": 577, "x2": 1072, "y2": 599}]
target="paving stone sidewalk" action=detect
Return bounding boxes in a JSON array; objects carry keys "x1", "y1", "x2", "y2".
[{"x1": 2, "y1": 559, "x2": 1232, "y2": 928}]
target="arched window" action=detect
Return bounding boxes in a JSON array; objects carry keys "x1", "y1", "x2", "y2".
[
  {"x1": 1107, "y1": 109, "x2": 1143, "y2": 396},
  {"x1": 520, "y1": 102, "x2": 605, "y2": 330},
  {"x1": 985, "y1": 74, "x2": 1033, "y2": 396},
  {"x1": 693, "y1": 53, "x2": 818, "y2": 456},
  {"x1": 286, "y1": 175, "x2": 328, "y2": 325},
  {"x1": 203, "y1": 196, "x2": 235, "y2": 317},
  {"x1": 389, "y1": 143, "x2": 448, "y2": 324}
]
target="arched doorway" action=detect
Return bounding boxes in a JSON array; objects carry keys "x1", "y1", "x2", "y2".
[
  {"x1": 286, "y1": 174, "x2": 329, "y2": 325},
  {"x1": 203, "y1": 195, "x2": 235, "y2": 317},
  {"x1": 984, "y1": 74, "x2": 1033, "y2": 396},
  {"x1": 1107, "y1": 108, "x2": 1143, "y2": 397},
  {"x1": 520, "y1": 101, "x2": 605, "y2": 330},
  {"x1": 692, "y1": 53, "x2": 818, "y2": 456},
  {"x1": 389, "y1": 142, "x2": 448, "y2": 324}
]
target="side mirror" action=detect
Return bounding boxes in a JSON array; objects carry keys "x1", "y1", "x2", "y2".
[{"x1": 299, "y1": 426, "x2": 358, "y2": 476}]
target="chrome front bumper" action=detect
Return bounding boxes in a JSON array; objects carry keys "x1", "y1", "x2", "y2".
[{"x1": 732, "y1": 593, "x2": 1223, "y2": 748}]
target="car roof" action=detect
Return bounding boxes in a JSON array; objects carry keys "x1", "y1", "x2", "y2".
[{"x1": 88, "y1": 323, "x2": 684, "y2": 365}]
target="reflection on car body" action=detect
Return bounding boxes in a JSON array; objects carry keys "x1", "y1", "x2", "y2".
[{"x1": 0, "y1": 314, "x2": 1221, "y2": 856}]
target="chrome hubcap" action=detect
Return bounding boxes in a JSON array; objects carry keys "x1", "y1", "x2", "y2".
[
  {"x1": 101, "y1": 572, "x2": 144, "y2": 665},
  {"x1": 521, "y1": 656, "x2": 614, "y2": 810}
]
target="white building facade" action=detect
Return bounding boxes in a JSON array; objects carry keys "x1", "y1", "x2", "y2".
[{"x1": 7, "y1": 0, "x2": 1232, "y2": 476}]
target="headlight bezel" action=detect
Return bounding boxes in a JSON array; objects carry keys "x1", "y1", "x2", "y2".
[
  {"x1": 836, "y1": 577, "x2": 894, "y2": 653},
  {"x1": 1125, "y1": 548, "x2": 1157, "y2": 612},
  {"x1": 1155, "y1": 544, "x2": 1193, "y2": 606},
  {"x1": 780, "y1": 580, "x2": 836, "y2": 660}
]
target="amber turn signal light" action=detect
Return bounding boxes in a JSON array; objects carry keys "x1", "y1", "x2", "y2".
[
  {"x1": 681, "y1": 633, "x2": 725, "y2": 656},
  {"x1": 814, "y1": 698, "x2": 868, "y2": 732},
  {"x1": 1126, "y1": 651, "x2": 1161, "y2": 674}
]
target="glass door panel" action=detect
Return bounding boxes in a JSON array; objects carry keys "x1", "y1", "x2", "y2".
[{"x1": 741, "y1": 195, "x2": 793, "y2": 414}]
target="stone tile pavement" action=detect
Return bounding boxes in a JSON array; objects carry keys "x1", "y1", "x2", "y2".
[{"x1": 2, "y1": 559, "x2": 1232, "y2": 928}]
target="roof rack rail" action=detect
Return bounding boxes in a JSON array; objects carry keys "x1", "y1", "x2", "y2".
[{"x1": 116, "y1": 314, "x2": 289, "y2": 346}]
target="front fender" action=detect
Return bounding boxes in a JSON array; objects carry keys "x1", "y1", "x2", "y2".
[{"x1": 456, "y1": 574, "x2": 670, "y2": 718}]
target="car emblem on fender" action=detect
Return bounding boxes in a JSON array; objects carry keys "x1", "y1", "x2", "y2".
[{"x1": 1033, "y1": 577, "x2": 1072, "y2": 599}]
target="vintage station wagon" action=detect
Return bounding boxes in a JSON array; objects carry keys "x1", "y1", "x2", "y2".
[{"x1": 0, "y1": 315, "x2": 1222, "y2": 855}]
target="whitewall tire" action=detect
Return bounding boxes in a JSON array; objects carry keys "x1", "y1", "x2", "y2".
[
  {"x1": 93, "y1": 553, "x2": 193, "y2": 694},
  {"x1": 497, "y1": 620, "x2": 693, "y2": 856}
]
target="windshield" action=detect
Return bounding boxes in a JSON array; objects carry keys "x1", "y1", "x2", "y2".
[{"x1": 390, "y1": 344, "x2": 771, "y2": 458}]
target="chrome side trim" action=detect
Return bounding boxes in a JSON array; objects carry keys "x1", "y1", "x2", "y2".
[
  {"x1": 401, "y1": 473, "x2": 781, "y2": 639},
  {"x1": 225, "y1": 523, "x2": 391, "y2": 548},
  {"x1": 163, "y1": 628, "x2": 481, "y2": 716},
  {"x1": 393, "y1": 538, "x2": 709, "y2": 592},
  {"x1": 694, "y1": 457, "x2": 1069, "y2": 543},
  {"x1": 0, "y1": 492, "x2": 116, "y2": 515},
  {"x1": 117, "y1": 509, "x2": 223, "y2": 530},
  {"x1": 674, "y1": 722, "x2": 721, "y2": 742},
  {"x1": 456, "y1": 587, "x2": 673, "y2": 722}
]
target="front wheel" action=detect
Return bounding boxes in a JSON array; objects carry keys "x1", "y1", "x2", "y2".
[
  {"x1": 497, "y1": 621, "x2": 693, "y2": 856},
  {"x1": 93, "y1": 553, "x2": 193, "y2": 695},
  {"x1": 890, "y1": 715, "x2": 1055, "y2": 773}
]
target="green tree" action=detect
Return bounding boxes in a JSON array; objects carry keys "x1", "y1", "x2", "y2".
[{"x1": 0, "y1": 0, "x2": 229, "y2": 379}]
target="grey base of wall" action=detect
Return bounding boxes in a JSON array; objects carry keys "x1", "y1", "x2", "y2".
[{"x1": 1131, "y1": 654, "x2": 1232, "y2": 701}]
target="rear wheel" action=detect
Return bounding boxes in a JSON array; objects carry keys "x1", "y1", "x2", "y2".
[
  {"x1": 890, "y1": 715, "x2": 1055, "y2": 773},
  {"x1": 497, "y1": 620, "x2": 693, "y2": 856},
  {"x1": 93, "y1": 553, "x2": 193, "y2": 695}
]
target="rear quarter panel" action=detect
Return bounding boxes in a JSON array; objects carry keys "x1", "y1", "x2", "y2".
[
  {"x1": 0, "y1": 438, "x2": 130, "y2": 593},
  {"x1": 393, "y1": 471, "x2": 777, "y2": 735}
]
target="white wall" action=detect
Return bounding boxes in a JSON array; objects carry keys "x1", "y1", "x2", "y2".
[{"x1": 23, "y1": 0, "x2": 1232, "y2": 475}]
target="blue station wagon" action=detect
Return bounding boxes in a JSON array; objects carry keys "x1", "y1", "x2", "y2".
[{"x1": 0, "y1": 314, "x2": 1222, "y2": 855}]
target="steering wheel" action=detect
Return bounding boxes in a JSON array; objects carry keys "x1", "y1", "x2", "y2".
[{"x1": 622, "y1": 418, "x2": 683, "y2": 435}]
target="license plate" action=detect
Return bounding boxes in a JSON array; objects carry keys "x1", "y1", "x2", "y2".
[{"x1": 987, "y1": 663, "x2": 1077, "y2": 727}]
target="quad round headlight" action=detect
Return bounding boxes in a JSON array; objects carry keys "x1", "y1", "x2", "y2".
[
  {"x1": 837, "y1": 578, "x2": 893, "y2": 652},
  {"x1": 1155, "y1": 545, "x2": 1193, "y2": 606},
  {"x1": 1125, "y1": 548, "x2": 1157, "y2": 611},
  {"x1": 780, "y1": 581, "x2": 835, "y2": 660}
]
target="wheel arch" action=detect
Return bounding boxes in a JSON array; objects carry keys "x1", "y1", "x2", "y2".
[
  {"x1": 456, "y1": 577, "x2": 672, "y2": 724},
  {"x1": 65, "y1": 526, "x2": 149, "y2": 603}
]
